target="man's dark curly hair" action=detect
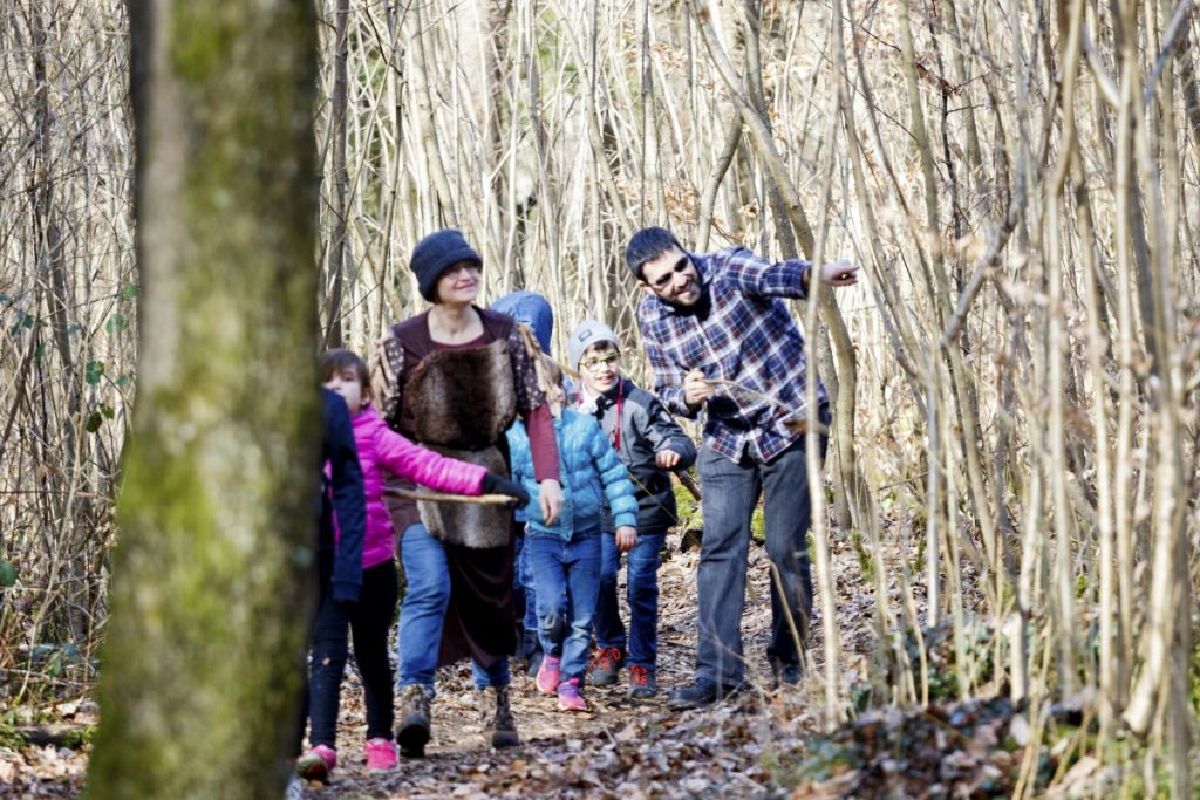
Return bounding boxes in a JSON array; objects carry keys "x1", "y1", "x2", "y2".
[{"x1": 625, "y1": 226, "x2": 684, "y2": 280}]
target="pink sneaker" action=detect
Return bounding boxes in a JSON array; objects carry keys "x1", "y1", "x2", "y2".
[
  {"x1": 536, "y1": 655, "x2": 561, "y2": 693},
  {"x1": 557, "y1": 678, "x2": 588, "y2": 712},
  {"x1": 296, "y1": 744, "x2": 337, "y2": 782},
  {"x1": 365, "y1": 738, "x2": 397, "y2": 771}
]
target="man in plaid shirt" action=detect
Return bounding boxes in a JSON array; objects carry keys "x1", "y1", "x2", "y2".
[{"x1": 626, "y1": 226, "x2": 859, "y2": 709}]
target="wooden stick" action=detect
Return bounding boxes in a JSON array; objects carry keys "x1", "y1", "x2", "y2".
[
  {"x1": 676, "y1": 471, "x2": 703, "y2": 501},
  {"x1": 385, "y1": 488, "x2": 519, "y2": 505},
  {"x1": 516, "y1": 322, "x2": 579, "y2": 380},
  {"x1": 702, "y1": 378, "x2": 792, "y2": 413},
  {"x1": 702, "y1": 378, "x2": 828, "y2": 434},
  {"x1": 521, "y1": 322, "x2": 705, "y2": 501}
]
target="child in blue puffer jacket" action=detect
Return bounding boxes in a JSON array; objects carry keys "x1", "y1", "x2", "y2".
[{"x1": 507, "y1": 369, "x2": 638, "y2": 712}]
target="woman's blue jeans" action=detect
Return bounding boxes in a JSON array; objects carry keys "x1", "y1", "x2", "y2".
[{"x1": 396, "y1": 523, "x2": 509, "y2": 692}]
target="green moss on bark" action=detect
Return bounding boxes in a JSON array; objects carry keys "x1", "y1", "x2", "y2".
[{"x1": 86, "y1": 1, "x2": 320, "y2": 797}]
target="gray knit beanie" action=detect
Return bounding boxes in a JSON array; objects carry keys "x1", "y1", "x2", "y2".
[{"x1": 567, "y1": 320, "x2": 621, "y2": 370}]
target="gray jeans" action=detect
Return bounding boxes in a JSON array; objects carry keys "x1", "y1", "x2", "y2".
[{"x1": 694, "y1": 422, "x2": 828, "y2": 685}]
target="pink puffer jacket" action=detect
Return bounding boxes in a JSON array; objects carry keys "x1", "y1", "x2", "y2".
[{"x1": 351, "y1": 407, "x2": 486, "y2": 567}]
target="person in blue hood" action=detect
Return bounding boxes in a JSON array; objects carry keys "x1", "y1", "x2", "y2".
[{"x1": 489, "y1": 291, "x2": 555, "y2": 674}]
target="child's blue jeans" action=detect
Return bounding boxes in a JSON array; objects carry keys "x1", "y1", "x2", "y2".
[
  {"x1": 525, "y1": 528, "x2": 601, "y2": 682},
  {"x1": 512, "y1": 526, "x2": 541, "y2": 657},
  {"x1": 594, "y1": 529, "x2": 665, "y2": 672}
]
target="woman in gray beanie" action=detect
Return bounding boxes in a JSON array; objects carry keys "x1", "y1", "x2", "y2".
[{"x1": 379, "y1": 228, "x2": 563, "y2": 756}]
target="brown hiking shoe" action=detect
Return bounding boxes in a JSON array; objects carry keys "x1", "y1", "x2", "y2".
[
  {"x1": 396, "y1": 684, "x2": 432, "y2": 758},
  {"x1": 480, "y1": 686, "x2": 519, "y2": 748}
]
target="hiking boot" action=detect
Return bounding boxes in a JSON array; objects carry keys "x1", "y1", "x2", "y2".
[
  {"x1": 536, "y1": 655, "x2": 561, "y2": 693},
  {"x1": 527, "y1": 648, "x2": 544, "y2": 678},
  {"x1": 770, "y1": 658, "x2": 803, "y2": 688},
  {"x1": 557, "y1": 678, "x2": 589, "y2": 712},
  {"x1": 364, "y1": 738, "x2": 397, "y2": 772},
  {"x1": 590, "y1": 646, "x2": 624, "y2": 686},
  {"x1": 628, "y1": 664, "x2": 657, "y2": 699},
  {"x1": 667, "y1": 678, "x2": 746, "y2": 710},
  {"x1": 396, "y1": 684, "x2": 433, "y2": 758},
  {"x1": 480, "y1": 686, "x2": 520, "y2": 748},
  {"x1": 295, "y1": 744, "x2": 336, "y2": 783}
]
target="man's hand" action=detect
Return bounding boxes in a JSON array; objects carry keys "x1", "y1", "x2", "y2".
[
  {"x1": 655, "y1": 449, "x2": 682, "y2": 469},
  {"x1": 819, "y1": 259, "x2": 860, "y2": 287},
  {"x1": 682, "y1": 368, "x2": 713, "y2": 407},
  {"x1": 539, "y1": 479, "x2": 563, "y2": 525},
  {"x1": 614, "y1": 526, "x2": 637, "y2": 553}
]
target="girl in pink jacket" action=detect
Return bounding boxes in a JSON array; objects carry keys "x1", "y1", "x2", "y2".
[{"x1": 299, "y1": 349, "x2": 528, "y2": 781}]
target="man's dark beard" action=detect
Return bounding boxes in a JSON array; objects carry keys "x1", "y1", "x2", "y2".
[{"x1": 672, "y1": 278, "x2": 711, "y2": 321}]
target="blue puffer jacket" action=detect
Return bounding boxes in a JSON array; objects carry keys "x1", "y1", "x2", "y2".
[{"x1": 507, "y1": 407, "x2": 638, "y2": 539}]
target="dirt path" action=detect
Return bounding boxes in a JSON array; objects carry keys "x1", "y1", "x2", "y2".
[
  {"x1": 8, "y1": 529, "x2": 1041, "y2": 798},
  {"x1": 306, "y1": 539, "x2": 878, "y2": 799},
  {"x1": 0, "y1": 537, "x2": 879, "y2": 798}
]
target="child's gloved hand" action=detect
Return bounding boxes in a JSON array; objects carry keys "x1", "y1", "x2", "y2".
[
  {"x1": 614, "y1": 526, "x2": 637, "y2": 553},
  {"x1": 482, "y1": 472, "x2": 531, "y2": 508}
]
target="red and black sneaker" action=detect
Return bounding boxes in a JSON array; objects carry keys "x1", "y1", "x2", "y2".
[
  {"x1": 590, "y1": 647, "x2": 625, "y2": 686},
  {"x1": 628, "y1": 664, "x2": 657, "y2": 698}
]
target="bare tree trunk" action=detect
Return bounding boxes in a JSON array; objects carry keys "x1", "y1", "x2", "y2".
[
  {"x1": 323, "y1": 0, "x2": 350, "y2": 348},
  {"x1": 1075, "y1": 157, "x2": 1115, "y2": 737},
  {"x1": 696, "y1": 110, "x2": 741, "y2": 252},
  {"x1": 1112, "y1": 0, "x2": 1139, "y2": 713},
  {"x1": 803, "y1": 25, "x2": 844, "y2": 726},
  {"x1": 86, "y1": 1, "x2": 319, "y2": 796},
  {"x1": 30, "y1": 3, "x2": 96, "y2": 646},
  {"x1": 689, "y1": 0, "x2": 863, "y2": 537},
  {"x1": 1044, "y1": 0, "x2": 1086, "y2": 700},
  {"x1": 739, "y1": 0, "x2": 852, "y2": 531}
]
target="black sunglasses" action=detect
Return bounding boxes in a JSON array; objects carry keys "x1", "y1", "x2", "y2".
[{"x1": 649, "y1": 256, "x2": 690, "y2": 290}]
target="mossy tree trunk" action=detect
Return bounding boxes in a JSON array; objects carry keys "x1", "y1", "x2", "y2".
[{"x1": 86, "y1": 1, "x2": 319, "y2": 798}]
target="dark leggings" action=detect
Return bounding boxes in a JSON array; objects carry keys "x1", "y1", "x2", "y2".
[{"x1": 307, "y1": 561, "x2": 399, "y2": 746}]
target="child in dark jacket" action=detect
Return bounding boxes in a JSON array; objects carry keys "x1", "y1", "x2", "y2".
[
  {"x1": 298, "y1": 350, "x2": 528, "y2": 782},
  {"x1": 291, "y1": 387, "x2": 365, "y2": 786},
  {"x1": 319, "y1": 387, "x2": 367, "y2": 605},
  {"x1": 507, "y1": 368, "x2": 638, "y2": 712},
  {"x1": 567, "y1": 321, "x2": 697, "y2": 697}
]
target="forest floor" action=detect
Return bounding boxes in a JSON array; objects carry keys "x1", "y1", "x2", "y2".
[
  {"x1": 303, "y1": 539, "x2": 883, "y2": 800},
  {"x1": 1, "y1": 523, "x2": 1095, "y2": 798}
]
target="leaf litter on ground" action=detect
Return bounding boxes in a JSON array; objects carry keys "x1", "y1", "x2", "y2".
[{"x1": 2, "y1": 516, "x2": 1076, "y2": 798}]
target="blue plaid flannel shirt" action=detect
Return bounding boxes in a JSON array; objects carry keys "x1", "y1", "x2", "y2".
[{"x1": 636, "y1": 247, "x2": 827, "y2": 463}]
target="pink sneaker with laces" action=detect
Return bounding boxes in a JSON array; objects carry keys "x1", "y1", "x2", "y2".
[
  {"x1": 365, "y1": 738, "x2": 397, "y2": 771},
  {"x1": 557, "y1": 678, "x2": 588, "y2": 712},
  {"x1": 536, "y1": 655, "x2": 561, "y2": 693},
  {"x1": 296, "y1": 744, "x2": 337, "y2": 782}
]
